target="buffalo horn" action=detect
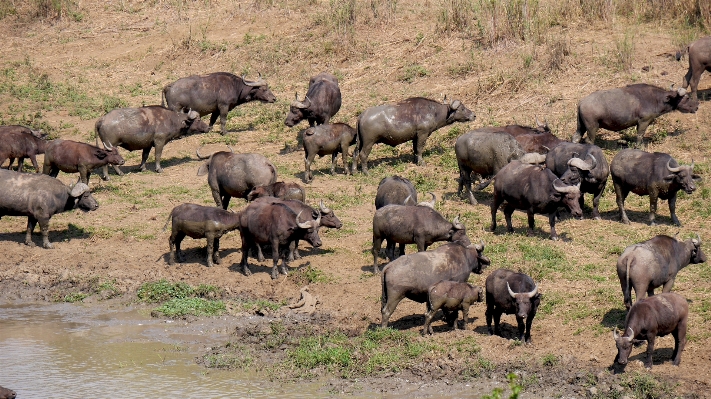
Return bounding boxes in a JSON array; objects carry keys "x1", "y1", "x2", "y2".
[
  {"x1": 692, "y1": 233, "x2": 701, "y2": 246},
  {"x1": 227, "y1": 145, "x2": 234, "y2": 153},
  {"x1": 296, "y1": 211, "x2": 311, "y2": 229},
  {"x1": 507, "y1": 282, "x2": 516, "y2": 298},
  {"x1": 242, "y1": 73, "x2": 267, "y2": 87},
  {"x1": 535, "y1": 115, "x2": 543, "y2": 127},
  {"x1": 196, "y1": 146, "x2": 209, "y2": 160},
  {"x1": 319, "y1": 200, "x2": 331, "y2": 214},
  {"x1": 552, "y1": 179, "x2": 580, "y2": 193},
  {"x1": 418, "y1": 192, "x2": 436, "y2": 208},
  {"x1": 541, "y1": 145, "x2": 551, "y2": 154},
  {"x1": 403, "y1": 195, "x2": 415, "y2": 206},
  {"x1": 314, "y1": 210, "x2": 321, "y2": 227},
  {"x1": 666, "y1": 158, "x2": 682, "y2": 173},
  {"x1": 452, "y1": 214, "x2": 464, "y2": 229},
  {"x1": 626, "y1": 327, "x2": 634, "y2": 342},
  {"x1": 69, "y1": 182, "x2": 90, "y2": 197},
  {"x1": 613, "y1": 326, "x2": 620, "y2": 340},
  {"x1": 677, "y1": 88, "x2": 687, "y2": 97},
  {"x1": 102, "y1": 141, "x2": 113, "y2": 150},
  {"x1": 450, "y1": 100, "x2": 461, "y2": 110},
  {"x1": 525, "y1": 284, "x2": 538, "y2": 298},
  {"x1": 294, "y1": 92, "x2": 299, "y2": 101},
  {"x1": 187, "y1": 109, "x2": 199, "y2": 120},
  {"x1": 690, "y1": 159, "x2": 694, "y2": 170},
  {"x1": 519, "y1": 152, "x2": 546, "y2": 165},
  {"x1": 474, "y1": 239, "x2": 484, "y2": 251},
  {"x1": 568, "y1": 157, "x2": 593, "y2": 171}
]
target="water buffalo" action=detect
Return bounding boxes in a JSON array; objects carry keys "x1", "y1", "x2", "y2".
[
  {"x1": 0, "y1": 126, "x2": 47, "y2": 172},
  {"x1": 352, "y1": 97, "x2": 476, "y2": 174},
  {"x1": 0, "y1": 169, "x2": 98, "y2": 248},
  {"x1": 617, "y1": 234, "x2": 705, "y2": 309},
  {"x1": 239, "y1": 201, "x2": 321, "y2": 279},
  {"x1": 285, "y1": 72, "x2": 342, "y2": 127},
  {"x1": 613, "y1": 292, "x2": 688, "y2": 369},
  {"x1": 162, "y1": 72, "x2": 276, "y2": 135},
  {"x1": 42, "y1": 139, "x2": 125, "y2": 184},
  {"x1": 196, "y1": 149, "x2": 277, "y2": 209},
  {"x1": 572, "y1": 84, "x2": 698, "y2": 146},
  {"x1": 374, "y1": 175, "x2": 418, "y2": 209},
  {"x1": 381, "y1": 240, "x2": 490, "y2": 328},
  {"x1": 545, "y1": 142, "x2": 608, "y2": 219},
  {"x1": 455, "y1": 130, "x2": 546, "y2": 204},
  {"x1": 490, "y1": 160, "x2": 582, "y2": 240},
  {"x1": 163, "y1": 203, "x2": 242, "y2": 268},
  {"x1": 246, "y1": 181, "x2": 305, "y2": 202},
  {"x1": 0, "y1": 385, "x2": 15, "y2": 399},
  {"x1": 610, "y1": 149, "x2": 700, "y2": 226},
  {"x1": 424, "y1": 280, "x2": 483, "y2": 334},
  {"x1": 485, "y1": 268, "x2": 540, "y2": 343},
  {"x1": 372, "y1": 205, "x2": 468, "y2": 273},
  {"x1": 679, "y1": 36, "x2": 711, "y2": 99},
  {"x1": 302, "y1": 123, "x2": 356, "y2": 183},
  {"x1": 95, "y1": 106, "x2": 209, "y2": 177}
]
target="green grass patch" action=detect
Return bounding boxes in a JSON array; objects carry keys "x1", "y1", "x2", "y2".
[
  {"x1": 235, "y1": 297, "x2": 285, "y2": 313},
  {"x1": 152, "y1": 297, "x2": 226, "y2": 317},
  {"x1": 203, "y1": 342, "x2": 253, "y2": 369},
  {"x1": 517, "y1": 241, "x2": 567, "y2": 280},
  {"x1": 63, "y1": 292, "x2": 89, "y2": 303},
  {"x1": 137, "y1": 279, "x2": 195, "y2": 303},
  {"x1": 290, "y1": 265, "x2": 333, "y2": 285},
  {"x1": 622, "y1": 372, "x2": 676, "y2": 399}
]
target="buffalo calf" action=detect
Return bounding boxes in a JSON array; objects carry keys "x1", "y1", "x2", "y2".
[
  {"x1": 424, "y1": 280, "x2": 483, "y2": 334},
  {"x1": 302, "y1": 123, "x2": 356, "y2": 183},
  {"x1": 43, "y1": 139, "x2": 125, "y2": 184}
]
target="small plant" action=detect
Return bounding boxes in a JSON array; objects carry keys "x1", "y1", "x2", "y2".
[
  {"x1": 137, "y1": 279, "x2": 193, "y2": 303},
  {"x1": 399, "y1": 63, "x2": 428, "y2": 83},
  {"x1": 623, "y1": 372, "x2": 675, "y2": 399},
  {"x1": 291, "y1": 265, "x2": 332, "y2": 285},
  {"x1": 152, "y1": 297, "x2": 226, "y2": 317},
  {"x1": 614, "y1": 31, "x2": 635, "y2": 71},
  {"x1": 483, "y1": 373, "x2": 524, "y2": 399},
  {"x1": 64, "y1": 292, "x2": 89, "y2": 303},
  {"x1": 541, "y1": 353, "x2": 559, "y2": 367}
]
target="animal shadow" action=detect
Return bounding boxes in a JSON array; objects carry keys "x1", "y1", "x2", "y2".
[
  {"x1": 159, "y1": 155, "x2": 197, "y2": 169},
  {"x1": 162, "y1": 247, "x2": 241, "y2": 268},
  {"x1": 0, "y1": 223, "x2": 93, "y2": 246},
  {"x1": 599, "y1": 209, "x2": 676, "y2": 226},
  {"x1": 600, "y1": 308, "x2": 627, "y2": 329},
  {"x1": 696, "y1": 88, "x2": 711, "y2": 102},
  {"x1": 473, "y1": 321, "x2": 519, "y2": 340}
]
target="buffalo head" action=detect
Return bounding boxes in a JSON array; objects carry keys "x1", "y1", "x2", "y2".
[
  {"x1": 688, "y1": 233, "x2": 707, "y2": 264},
  {"x1": 285, "y1": 92, "x2": 310, "y2": 127},
  {"x1": 444, "y1": 99, "x2": 476, "y2": 124},
  {"x1": 665, "y1": 158, "x2": 700, "y2": 194},
  {"x1": 449, "y1": 215, "x2": 470, "y2": 244},
  {"x1": 70, "y1": 182, "x2": 99, "y2": 211},
  {"x1": 507, "y1": 282, "x2": 539, "y2": 320},
  {"x1": 318, "y1": 200, "x2": 342, "y2": 229},
  {"x1": 242, "y1": 74, "x2": 277, "y2": 103},
  {"x1": 469, "y1": 239, "x2": 490, "y2": 272},
  {"x1": 552, "y1": 179, "x2": 582, "y2": 218},
  {"x1": 667, "y1": 87, "x2": 699, "y2": 114},
  {"x1": 613, "y1": 327, "x2": 635, "y2": 365}
]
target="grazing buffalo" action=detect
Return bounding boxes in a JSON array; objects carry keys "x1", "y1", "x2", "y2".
[
  {"x1": 617, "y1": 234, "x2": 705, "y2": 309},
  {"x1": 485, "y1": 269, "x2": 540, "y2": 343},
  {"x1": 679, "y1": 36, "x2": 711, "y2": 99},
  {"x1": 572, "y1": 84, "x2": 698, "y2": 146},
  {"x1": 95, "y1": 106, "x2": 209, "y2": 177},
  {"x1": 381, "y1": 240, "x2": 490, "y2": 328},
  {"x1": 162, "y1": 72, "x2": 276, "y2": 134},
  {"x1": 352, "y1": 97, "x2": 476, "y2": 174},
  {"x1": 285, "y1": 72, "x2": 342, "y2": 127},
  {"x1": 0, "y1": 126, "x2": 47, "y2": 172},
  {"x1": 163, "y1": 203, "x2": 241, "y2": 268},
  {"x1": 0, "y1": 385, "x2": 16, "y2": 399},
  {"x1": 42, "y1": 139, "x2": 125, "y2": 184},
  {"x1": 372, "y1": 205, "x2": 468, "y2": 273},
  {"x1": 610, "y1": 149, "x2": 700, "y2": 226},
  {"x1": 455, "y1": 130, "x2": 546, "y2": 204},
  {"x1": 490, "y1": 161, "x2": 582, "y2": 240},
  {"x1": 545, "y1": 142, "x2": 608, "y2": 219},
  {"x1": 613, "y1": 293, "x2": 688, "y2": 369},
  {"x1": 239, "y1": 201, "x2": 321, "y2": 279},
  {"x1": 374, "y1": 175, "x2": 418, "y2": 209},
  {"x1": 424, "y1": 280, "x2": 483, "y2": 334},
  {"x1": 0, "y1": 169, "x2": 98, "y2": 248},
  {"x1": 196, "y1": 149, "x2": 277, "y2": 209},
  {"x1": 302, "y1": 123, "x2": 356, "y2": 183},
  {"x1": 246, "y1": 181, "x2": 305, "y2": 202}
]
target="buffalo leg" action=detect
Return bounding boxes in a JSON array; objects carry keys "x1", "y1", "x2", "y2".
[
  {"x1": 398, "y1": 243, "x2": 406, "y2": 258},
  {"x1": 25, "y1": 217, "x2": 38, "y2": 247},
  {"x1": 591, "y1": 189, "x2": 603, "y2": 220},
  {"x1": 330, "y1": 153, "x2": 338, "y2": 175},
  {"x1": 17, "y1": 157, "x2": 26, "y2": 173},
  {"x1": 526, "y1": 211, "x2": 536, "y2": 236},
  {"x1": 219, "y1": 106, "x2": 229, "y2": 135},
  {"x1": 516, "y1": 316, "x2": 526, "y2": 342},
  {"x1": 644, "y1": 335, "x2": 656, "y2": 368},
  {"x1": 635, "y1": 121, "x2": 652, "y2": 148},
  {"x1": 459, "y1": 165, "x2": 476, "y2": 205},
  {"x1": 239, "y1": 232, "x2": 253, "y2": 276},
  {"x1": 662, "y1": 278, "x2": 675, "y2": 293},
  {"x1": 173, "y1": 232, "x2": 186, "y2": 263},
  {"x1": 38, "y1": 218, "x2": 53, "y2": 249},
  {"x1": 78, "y1": 166, "x2": 89, "y2": 184},
  {"x1": 490, "y1": 193, "x2": 503, "y2": 233},
  {"x1": 205, "y1": 232, "x2": 215, "y2": 267},
  {"x1": 358, "y1": 142, "x2": 374, "y2": 175},
  {"x1": 381, "y1": 294, "x2": 404, "y2": 328},
  {"x1": 209, "y1": 111, "x2": 220, "y2": 130},
  {"x1": 212, "y1": 236, "x2": 221, "y2": 265},
  {"x1": 525, "y1": 313, "x2": 535, "y2": 343},
  {"x1": 304, "y1": 154, "x2": 315, "y2": 183},
  {"x1": 614, "y1": 183, "x2": 630, "y2": 224},
  {"x1": 648, "y1": 192, "x2": 659, "y2": 226},
  {"x1": 461, "y1": 305, "x2": 470, "y2": 330},
  {"x1": 47, "y1": 166, "x2": 60, "y2": 178},
  {"x1": 423, "y1": 303, "x2": 438, "y2": 335},
  {"x1": 672, "y1": 319, "x2": 687, "y2": 366},
  {"x1": 669, "y1": 193, "x2": 681, "y2": 226},
  {"x1": 168, "y1": 232, "x2": 177, "y2": 265},
  {"x1": 341, "y1": 145, "x2": 350, "y2": 176},
  {"x1": 688, "y1": 68, "x2": 704, "y2": 99},
  {"x1": 139, "y1": 148, "x2": 151, "y2": 172},
  {"x1": 548, "y1": 213, "x2": 558, "y2": 241},
  {"x1": 372, "y1": 236, "x2": 383, "y2": 273},
  {"x1": 29, "y1": 155, "x2": 40, "y2": 172},
  {"x1": 493, "y1": 311, "x2": 502, "y2": 336},
  {"x1": 219, "y1": 193, "x2": 232, "y2": 210},
  {"x1": 271, "y1": 241, "x2": 280, "y2": 279},
  {"x1": 154, "y1": 143, "x2": 165, "y2": 173},
  {"x1": 621, "y1": 275, "x2": 632, "y2": 310},
  {"x1": 504, "y1": 205, "x2": 516, "y2": 233},
  {"x1": 414, "y1": 134, "x2": 427, "y2": 166}
]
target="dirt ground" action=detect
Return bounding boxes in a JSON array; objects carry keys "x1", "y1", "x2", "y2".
[{"x1": 1, "y1": 1, "x2": 711, "y2": 397}]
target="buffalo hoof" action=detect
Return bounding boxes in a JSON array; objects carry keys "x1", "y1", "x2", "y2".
[
  {"x1": 621, "y1": 218, "x2": 630, "y2": 225},
  {"x1": 243, "y1": 266, "x2": 252, "y2": 276},
  {"x1": 156, "y1": 168, "x2": 163, "y2": 173},
  {"x1": 550, "y1": 236, "x2": 559, "y2": 241},
  {"x1": 43, "y1": 242, "x2": 54, "y2": 249},
  {"x1": 25, "y1": 240, "x2": 36, "y2": 247},
  {"x1": 213, "y1": 256, "x2": 221, "y2": 265},
  {"x1": 280, "y1": 266, "x2": 289, "y2": 275}
]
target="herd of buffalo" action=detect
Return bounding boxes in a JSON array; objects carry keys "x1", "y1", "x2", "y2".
[{"x1": 1, "y1": 35, "x2": 711, "y2": 373}]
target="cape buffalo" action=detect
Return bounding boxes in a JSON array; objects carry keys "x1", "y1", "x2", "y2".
[
  {"x1": 0, "y1": 169, "x2": 98, "y2": 248},
  {"x1": 613, "y1": 292, "x2": 688, "y2": 369},
  {"x1": 679, "y1": 36, "x2": 711, "y2": 99},
  {"x1": 478, "y1": 118, "x2": 563, "y2": 154},
  {"x1": 246, "y1": 181, "x2": 305, "y2": 202},
  {"x1": 485, "y1": 268, "x2": 540, "y2": 343},
  {"x1": 0, "y1": 385, "x2": 15, "y2": 399},
  {"x1": 381, "y1": 240, "x2": 490, "y2": 328},
  {"x1": 43, "y1": 139, "x2": 125, "y2": 184},
  {"x1": 572, "y1": 84, "x2": 698, "y2": 146},
  {"x1": 617, "y1": 234, "x2": 705, "y2": 309},
  {"x1": 162, "y1": 72, "x2": 276, "y2": 135},
  {"x1": 285, "y1": 72, "x2": 342, "y2": 127},
  {"x1": 610, "y1": 149, "x2": 700, "y2": 226},
  {"x1": 424, "y1": 280, "x2": 483, "y2": 334},
  {"x1": 374, "y1": 175, "x2": 418, "y2": 209},
  {"x1": 0, "y1": 126, "x2": 47, "y2": 172},
  {"x1": 302, "y1": 123, "x2": 357, "y2": 183},
  {"x1": 352, "y1": 97, "x2": 476, "y2": 175}
]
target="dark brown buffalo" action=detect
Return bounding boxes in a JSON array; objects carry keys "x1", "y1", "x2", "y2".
[
  {"x1": 479, "y1": 119, "x2": 563, "y2": 154},
  {"x1": 162, "y1": 72, "x2": 276, "y2": 135},
  {"x1": 617, "y1": 234, "x2": 705, "y2": 309},
  {"x1": 0, "y1": 169, "x2": 98, "y2": 248},
  {"x1": 246, "y1": 181, "x2": 306, "y2": 202},
  {"x1": 374, "y1": 175, "x2": 418, "y2": 209},
  {"x1": 285, "y1": 72, "x2": 342, "y2": 127},
  {"x1": 610, "y1": 149, "x2": 700, "y2": 226},
  {"x1": 302, "y1": 123, "x2": 357, "y2": 183},
  {"x1": 163, "y1": 203, "x2": 241, "y2": 268},
  {"x1": 485, "y1": 268, "x2": 540, "y2": 343},
  {"x1": 572, "y1": 84, "x2": 698, "y2": 146},
  {"x1": 679, "y1": 36, "x2": 711, "y2": 99},
  {"x1": 0, "y1": 126, "x2": 47, "y2": 172},
  {"x1": 424, "y1": 280, "x2": 483, "y2": 334},
  {"x1": 490, "y1": 160, "x2": 582, "y2": 240},
  {"x1": 42, "y1": 139, "x2": 125, "y2": 184},
  {"x1": 95, "y1": 106, "x2": 209, "y2": 177},
  {"x1": 381, "y1": 240, "x2": 490, "y2": 328},
  {"x1": 0, "y1": 385, "x2": 16, "y2": 399},
  {"x1": 613, "y1": 292, "x2": 688, "y2": 369},
  {"x1": 353, "y1": 97, "x2": 476, "y2": 174}
]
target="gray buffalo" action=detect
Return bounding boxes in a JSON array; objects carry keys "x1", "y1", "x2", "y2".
[
  {"x1": 0, "y1": 126, "x2": 47, "y2": 172},
  {"x1": 424, "y1": 280, "x2": 483, "y2": 334},
  {"x1": 679, "y1": 36, "x2": 711, "y2": 99},
  {"x1": 374, "y1": 175, "x2": 418, "y2": 209},
  {"x1": 485, "y1": 268, "x2": 540, "y2": 343},
  {"x1": 302, "y1": 123, "x2": 357, "y2": 182},
  {"x1": 246, "y1": 181, "x2": 306, "y2": 202},
  {"x1": 285, "y1": 72, "x2": 342, "y2": 127}
]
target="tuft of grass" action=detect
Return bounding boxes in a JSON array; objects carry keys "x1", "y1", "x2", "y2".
[
  {"x1": 137, "y1": 279, "x2": 193, "y2": 303},
  {"x1": 152, "y1": 297, "x2": 226, "y2": 317},
  {"x1": 291, "y1": 265, "x2": 333, "y2": 285},
  {"x1": 63, "y1": 292, "x2": 89, "y2": 303},
  {"x1": 203, "y1": 342, "x2": 253, "y2": 369},
  {"x1": 614, "y1": 30, "x2": 635, "y2": 71},
  {"x1": 236, "y1": 297, "x2": 285, "y2": 313},
  {"x1": 623, "y1": 372, "x2": 676, "y2": 399},
  {"x1": 288, "y1": 331, "x2": 353, "y2": 371},
  {"x1": 541, "y1": 353, "x2": 559, "y2": 367},
  {"x1": 399, "y1": 63, "x2": 428, "y2": 83}
]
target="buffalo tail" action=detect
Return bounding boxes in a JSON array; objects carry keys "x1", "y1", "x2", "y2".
[{"x1": 162, "y1": 209, "x2": 174, "y2": 232}]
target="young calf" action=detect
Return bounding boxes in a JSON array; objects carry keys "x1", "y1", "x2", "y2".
[
  {"x1": 613, "y1": 292, "x2": 688, "y2": 369},
  {"x1": 302, "y1": 123, "x2": 356, "y2": 183},
  {"x1": 424, "y1": 280, "x2": 483, "y2": 335},
  {"x1": 163, "y1": 203, "x2": 241, "y2": 268}
]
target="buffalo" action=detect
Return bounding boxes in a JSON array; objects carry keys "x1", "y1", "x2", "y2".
[
  {"x1": 285, "y1": 72, "x2": 342, "y2": 127},
  {"x1": 572, "y1": 84, "x2": 698, "y2": 146},
  {"x1": 485, "y1": 268, "x2": 540, "y2": 343},
  {"x1": 0, "y1": 169, "x2": 98, "y2": 248},
  {"x1": 352, "y1": 97, "x2": 476, "y2": 175},
  {"x1": 610, "y1": 149, "x2": 700, "y2": 226},
  {"x1": 0, "y1": 385, "x2": 15, "y2": 399},
  {"x1": 42, "y1": 139, "x2": 125, "y2": 184},
  {"x1": 617, "y1": 234, "x2": 705, "y2": 309},
  {"x1": 479, "y1": 119, "x2": 563, "y2": 154},
  {"x1": 374, "y1": 175, "x2": 418, "y2": 209},
  {"x1": 162, "y1": 72, "x2": 276, "y2": 135},
  {"x1": 246, "y1": 181, "x2": 306, "y2": 202},
  {"x1": 302, "y1": 123, "x2": 357, "y2": 183},
  {"x1": 679, "y1": 36, "x2": 711, "y2": 99},
  {"x1": 424, "y1": 280, "x2": 483, "y2": 334},
  {"x1": 0, "y1": 125, "x2": 47, "y2": 172}
]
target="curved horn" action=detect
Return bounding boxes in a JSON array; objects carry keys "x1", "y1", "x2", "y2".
[
  {"x1": 541, "y1": 145, "x2": 550, "y2": 154},
  {"x1": 568, "y1": 157, "x2": 592, "y2": 171},
  {"x1": 302, "y1": 96, "x2": 312, "y2": 109},
  {"x1": 450, "y1": 100, "x2": 461, "y2": 110},
  {"x1": 403, "y1": 195, "x2": 415, "y2": 206},
  {"x1": 525, "y1": 284, "x2": 538, "y2": 298},
  {"x1": 314, "y1": 210, "x2": 321, "y2": 227},
  {"x1": 690, "y1": 158, "x2": 694, "y2": 170},
  {"x1": 319, "y1": 200, "x2": 331, "y2": 214},
  {"x1": 666, "y1": 158, "x2": 682, "y2": 173},
  {"x1": 507, "y1": 282, "x2": 516, "y2": 298},
  {"x1": 626, "y1": 327, "x2": 634, "y2": 342},
  {"x1": 296, "y1": 211, "x2": 311, "y2": 229},
  {"x1": 242, "y1": 73, "x2": 267, "y2": 87},
  {"x1": 419, "y1": 192, "x2": 435, "y2": 208},
  {"x1": 102, "y1": 141, "x2": 113, "y2": 150},
  {"x1": 227, "y1": 145, "x2": 234, "y2": 153},
  {"x1": 196, "y1": 146, "x2": 210, "y2": 160},
  {"x1": 294, "y1": 91, "x2": 299, "y2": 101},
  {"x1": 677, "y1": 88, "x2": 687, "y2": 97},
  {"x1": 586, "y1": 154, "x2": 597, "y2": 170},
  {"x1": 613, "y1": 327, "x2": 620, "y2": 340},
  {"x1": 535, "y1": 115, "x2": 543, "y2": 127},
  {"x1": 452, "y1": 214, "x2": 464, "y2": 229},
  {"x1": 519, "y1": 152, "x2": 546, "y2": 165},
  {"x1": 553, "y1": 178, "x2": 580, "y2": 193},
  {"x1": 475, "y1": 239, "x2": 484, "y2": 251},
  {"x1": 692, "y1": 233, "x2": 701, "y2": 245},
  {"x1": 69, "y1": 182, "x2": 89, "y2": 197}
]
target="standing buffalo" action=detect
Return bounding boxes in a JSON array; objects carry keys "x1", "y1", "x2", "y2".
[
  {"x1": 381, "y1": 240, "x2": 490, "y2": 328},
  {"x1": 572, "y1": 84, "x2": 698, "y2": 146},
  {"x1": 617, "y1": 234, "x2": 705, "y2": 309},
  {"x1": 424, "y1": 281, "x2": 483, "y2": 334},
  {"x1": 478, "y1": 119, "x2": 563, "y2": 154},
  {"x1": 43, "y1": 139, "x2": 125, "y2": 184},
  {"x1": 352, "y1": 97, "x2": 476, "y2": 174},
  {"x1": 302, "y1": 123, "x2": 357, "y2": 183},
  {"x1": 0, "y1": 125, "x2": 47, "y2": 172},
  {"x1": 95, "y1": 106, "x2": 209, "y2": 177},
  {"x1": 197, "y1": 150, "x2": 277, "y2": 209},
  {"x1": 610, "y1": 149, "x2": 700, "y2": 226},
  {"x1": 0, "y1": 169, "x2": 98, "y2": 248},
  {"x1": 485, "y1": 269, "x2": 540, "y2": 343},
  {"x1": 285, "y1": 72, "x2": 342, "y2": 127},
  {"x1": 162, "y1": 72, "x2": 276, "y2": 135},
  {"x1": 374, "y1": 175, "x2": 418, "y2": 209},
  {"x1": 246, "y1": 181, "x2": 306, "y2": 202},
  {"x1": 679, "y1": 36, "x2": 711, "y2": 99},
  {"x1": 490, "y1": 161, "x2": 582, "y2": 240},
  {"x1": 545, "y1": 142, "x2": 608, "y2": 219},
  {"x1": 613, "y1": 293, "x2": 688, "y2": 369}
]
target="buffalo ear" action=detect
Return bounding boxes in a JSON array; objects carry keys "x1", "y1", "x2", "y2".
[
  {"x1": 549, "y1": 193, "x2": 561, "y2": 201},
  {"x1": 95, "y1": 150, "x2": 107, "y2": 160},
  {"x1": 197, "y1": 162, "x2": 209, "y2": 176},
  {"x1": 692, "y1": 174, "x2": 702, "y2": 182}
]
